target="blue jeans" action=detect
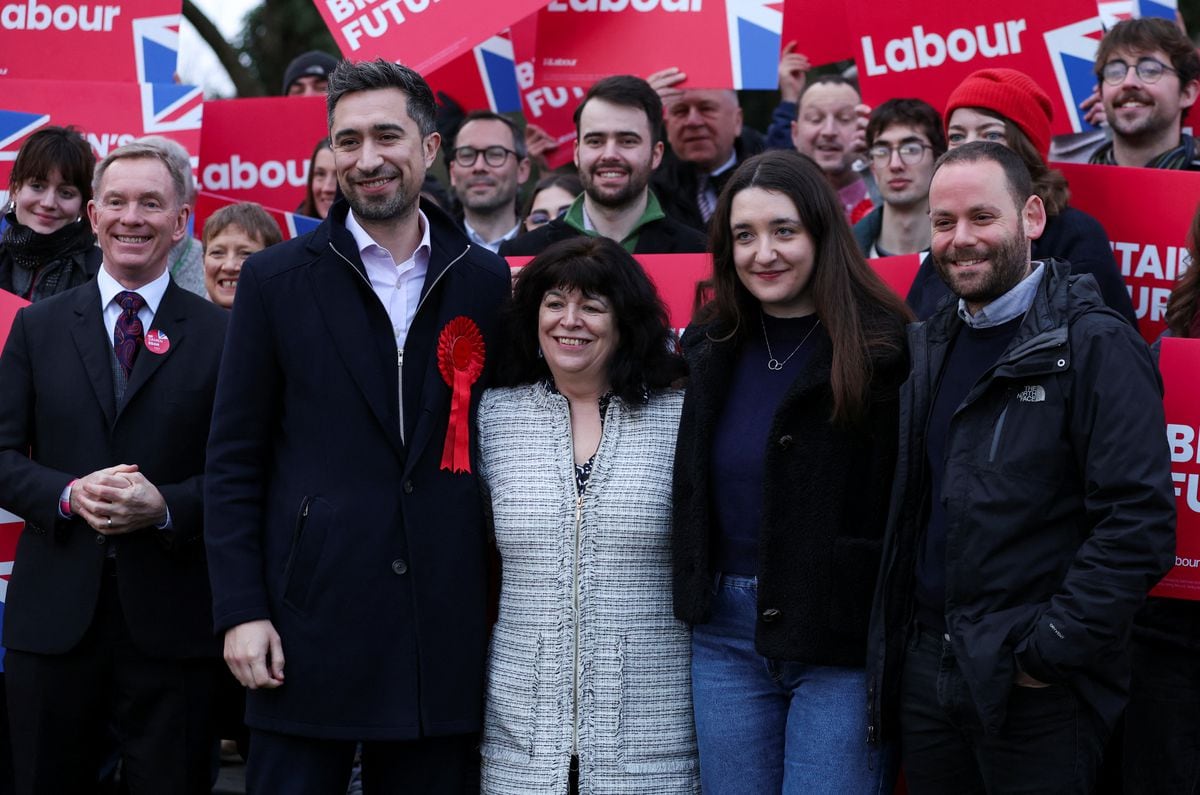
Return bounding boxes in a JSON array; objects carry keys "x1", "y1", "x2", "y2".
[{"x1": 691, "y1": 574, "x2": 893, "y2": 794}]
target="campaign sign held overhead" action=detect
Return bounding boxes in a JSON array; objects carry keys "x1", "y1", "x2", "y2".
[
  {"x1": 511, "y1": 11, "x2": 583, "y2": 171},
  {"x1": 850, "y1": 0, "x2": 1102, "y2": 136},
  {"x1": 534, "y1": 0, "x2": 783, "y2": 90},
  {"x1": 0, "y1": 0, "x2": 182, "y2": 83},
  {"x1": 427, "y1": 32, "x2": 522, "y2": 114},
  {"x1": 779, "y1": 0, "x2": 853, "y2": 68},
  {"x1": 198, "y1": 96, "x2": 328, "y2": 213},
  {"x1": 0, "y1": 78, "x2": 201, "y2": 206},
  {"x1": 314, "y1": 0, "x2": 550, "y2": 76},
  {"x1": 1057, "y1": 163, "x2": 1200, "y2": 343}
]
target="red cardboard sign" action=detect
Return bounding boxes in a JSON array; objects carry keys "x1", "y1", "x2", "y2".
[
  {"x1": 194, "y1": 192, "x2": 322, "y2": 243},
  {"x1": 534, "y1": 0, "x2": 783, "y2": 90},
  {"x1": 197, "y1": 96, "x2": 328, "y2": 214},
  {"x1": 0, "y1": 290, "x2": 30, "y2": 669},
  {"x1": 313, "y1": 0, "x2": 549, "y2": 75},
  {"x1": 0, "y1": 79, "x2": 201, "y2": 206},
  {"x1": 511, "y1": 12, "x2": 582, "y2": 171},
  {"x1": 1056, "y1": 163, "x2": 1200, "y2": 343},
  {"x1": 868, "y1": 253, "x2": 923, "y2": 299},
  {"x1": 427, "y1": 32, "x2": 522, "y2": 114},
  {"x1": 780, "y1": 0, "x2": 853, "y2": 68},
  {"x1": 507, "y1": 252, "x2": 712, "y2": 330},
  {"x1": 851, "y1": 0, "x2": 1103, "y2": 135},
  {"x1": 0, "y1": 0, "x2": 182, "y2": 84},
  {"x1": 1150, "y1": 337, "x2": 1200, "y2": 600}
]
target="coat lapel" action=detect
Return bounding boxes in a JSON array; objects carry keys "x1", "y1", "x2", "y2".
[
  {"x1": 308, "y1": 249, "x2": 406, "y2": 460},
  {"x1": 69, "y1": 282, "x2": 117, "y2": 427},
  {"x1": 120, "y1": 281, "x2": 184, "y2": 412}
]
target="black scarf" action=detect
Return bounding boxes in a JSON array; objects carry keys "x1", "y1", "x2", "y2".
[{"x1": 1, "y1": 210, "x2": 95, "y2": 301}]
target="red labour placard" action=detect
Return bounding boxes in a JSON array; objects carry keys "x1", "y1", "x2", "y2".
[
  {"x1": 197, "y1": 96, "x2": 328, "y2": 214},
  {"x1": 313, "y1": 0, "x2": 550, "y2": 76},
  {"x1": 780, "y1": 0, "x2": 853, "y2": 68},
  {"x1": 510, "y1": 11, "x2": 583, "y2": 171},
  {"x1": 1151, "y1": 337, "x2": 1200, "y2": 600},
  {"x1": 850, "y1": 0, "x2": 1103, "y2": 135},
  {"x1": 0, "y1": 0, "x2": 183, "y2": 83},
  {"x1": 534, "y1": 0, "x2": 783, "y2": 91},
  {"x1": 868, "y1": 253, "x2": 923, "y2": 300},
  {"x1": 507, "y1": 252, "x2": 712, "y2": 331},
  {"x1": 1056, "y1": 163, "x2": 1200, "y2": 343},
  {"x1": 0, "y1": 79, "x2": 201, "y2": 207},
  {"x1": 194, "y1": 192, "x2": 322, "y2": 244}
]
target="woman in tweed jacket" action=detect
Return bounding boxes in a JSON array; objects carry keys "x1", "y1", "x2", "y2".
[{"x1": 477, "y1": 237, "x2": 698, "y2": 794}]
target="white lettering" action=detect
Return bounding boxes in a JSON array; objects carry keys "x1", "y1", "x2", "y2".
[
  {"x1": 200, "y1": 156, "x2": 308, "y2": 193},
  {"x1": 85, "y1": 132, "x2": 134, "y2": 158},
  {"x1": 1129, "y1": 285, "x2": 1172, "y2": 321},
  {"x1": 1171, "y1": 473, "x2": 1200, "y2": 513},
  {"x1": 337, "y1": 0, "x2": 446, "y2": 50},
  {"x1": 516, "y1": 61, "x2": 534, "y2": 91},
  {"x1": 545, "y1": 0, "x2": 699, "y2": 10},
  {"x1": 859, "y1": 18, "x2": 1025, "y2": 75},
  {"x1": 0, "y1": 0, "x2": 119, "y2": 31},
  {"x1": 1169, "y1": 424, "x2": 1198, "y2": 464}
]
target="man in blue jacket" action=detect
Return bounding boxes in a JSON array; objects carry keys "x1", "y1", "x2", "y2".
[
  {"x1": 205, "y1": 59, "x2": 509, "y2": 792},
  {"x1": 867, "y1": 141, "x2": 1175, "y2": 794}
]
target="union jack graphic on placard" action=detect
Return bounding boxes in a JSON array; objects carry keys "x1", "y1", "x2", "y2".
[
  {"x1": 140, "y1": 83, "x2": 204, "y2": 134},
  {"x1": 1044, "y1": 16, "x2": 1107, "y2": 132},
  {"x1": 132, "y1": 14, "x2": 182, "y2": 85},
  {"x1": 473, "y1": 33, "x2": 522, "y2": 114},
  {"x1": 727, "y1": 0, "x2": 783, "y2": 90}
]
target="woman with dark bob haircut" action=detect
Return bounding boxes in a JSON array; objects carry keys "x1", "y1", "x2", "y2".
[
  {"x1": 673, "y1": 149, "x2": 911, "y2": 793},
  {"x1": 477, "y1": 236, "x2": 698, "y2": 793},
  {"x1": 1, "y1": 126, "x2": 100, "y2": 302}
]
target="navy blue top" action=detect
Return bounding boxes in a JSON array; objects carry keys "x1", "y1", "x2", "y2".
[
  {"x1": 915, "y1": 314, "x2": 1023, "y2": 632},
  {"x1": 711, "y1": 312, "x2": 820, "y2": 575}
]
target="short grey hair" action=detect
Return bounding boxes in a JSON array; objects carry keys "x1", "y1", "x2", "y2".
[
  {"x1": 326, "y1": 58, "x2": 438, "y2": 138},
  {"x1": 92, "y1": 141, "x2": 190, "y2": 208},
  {"x1": 135, "y1": 136, "x2": 197, "y2": 203}
]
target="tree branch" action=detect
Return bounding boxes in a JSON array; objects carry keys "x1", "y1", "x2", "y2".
[{"x1": 181, "y1": 0, "x2": 265, "y2": 97}]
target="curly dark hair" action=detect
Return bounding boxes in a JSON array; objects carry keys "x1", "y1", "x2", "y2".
[{"x1": 499, "y1": 236, "x2": 686, "y2": 401}]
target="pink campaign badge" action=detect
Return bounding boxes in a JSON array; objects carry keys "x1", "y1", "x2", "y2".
[{"x1": 144, "y1": 329, "x2": 170, "y2": 355}]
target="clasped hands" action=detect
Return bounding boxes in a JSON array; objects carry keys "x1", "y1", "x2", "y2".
[{"x1": 70, "y1": 463, "x2": 167, "y2": 535}]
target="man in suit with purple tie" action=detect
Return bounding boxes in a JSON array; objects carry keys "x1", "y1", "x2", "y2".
[{"x1": 0, "y1": 141, "x2": 228, "y2": 795}]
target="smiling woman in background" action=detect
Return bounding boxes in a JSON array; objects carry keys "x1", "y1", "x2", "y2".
[
  {"x1": 202, "y1": 202, "x2": 283, "y2": 308},
  {"x1": 0, "y1": 126, "x2": 100, "y2": 302},
  {"x1": 297, "y1": 138, "x2": 337, "y2": 220}
]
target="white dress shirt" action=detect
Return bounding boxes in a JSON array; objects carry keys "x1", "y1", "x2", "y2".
[
  {"x1": 346, "y1": 209, "x2": 431, "y2": 352},
  {"x1": 97, "y1": 265, "x2": 170, "y2": 342}
]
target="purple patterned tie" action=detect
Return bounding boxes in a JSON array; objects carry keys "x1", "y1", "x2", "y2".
[{"x1": 113, "y1": 291, "x2": 145, "y2": 379}]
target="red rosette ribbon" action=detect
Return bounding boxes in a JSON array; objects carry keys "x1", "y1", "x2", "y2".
[{"x1": 437, "y1": 316, "x2": 486, "y2": 473}]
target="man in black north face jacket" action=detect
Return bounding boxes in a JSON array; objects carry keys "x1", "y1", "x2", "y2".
[{"x1": 867, "y1": 142, "x2": 1175, "y2": 795}]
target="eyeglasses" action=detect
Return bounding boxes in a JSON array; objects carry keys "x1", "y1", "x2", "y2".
[
  {"x1": 867, "y1": 142, "x2": 934, "y2": 166},
  {"x1": 452, "y1": 145, "x2": 518, "y2": 168},
  {"x1": 1101, "y1": 57, "x2": 1179, "y2": 85}
]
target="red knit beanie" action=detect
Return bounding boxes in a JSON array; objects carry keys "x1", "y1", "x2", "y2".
[{"x1": 944, "y1": 68, "x2": 1053, "y2": 161}]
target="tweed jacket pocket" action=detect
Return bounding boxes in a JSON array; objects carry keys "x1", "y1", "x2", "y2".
[
  {"x1": 612, "y1": 629, "x2": 698, "y2": 774},
  {"x1": 481, "y1": 624, "x2": 542, "y2": 763}
]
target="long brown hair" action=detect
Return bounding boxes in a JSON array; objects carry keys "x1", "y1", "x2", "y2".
[
  {"x1": 1166, "y1": 202, "x2": 1200, "y2": 337},
  {"x1": 702, "y1": 150, "x2": 912, "y2": 424}
]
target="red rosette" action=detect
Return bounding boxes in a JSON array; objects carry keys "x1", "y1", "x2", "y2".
[{"x1": 437, "y1": 316, "x2": 486, "y2": 473}]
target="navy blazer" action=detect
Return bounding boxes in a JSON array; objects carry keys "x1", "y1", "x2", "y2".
[
  {"x1": 0, "y1": 279, "x2": 227, "y2": 659},
  {"x1": 205, "y1": 199, "x2": 510, "y2": 740}
]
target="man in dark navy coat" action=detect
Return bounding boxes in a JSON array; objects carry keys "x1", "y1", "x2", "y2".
[
  {"x1": 204, "y1": 59, "x2": 509, "y2": 792},
  {"x1": 0, "y1": 142, "x2": 227, "y2": 794}
]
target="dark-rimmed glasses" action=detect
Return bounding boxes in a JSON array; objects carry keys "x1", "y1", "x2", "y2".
[
  {"x1": 1101, "y1": 57, "x2": 1179, "y2": 85},
  {"x1": 453, "y1": 146, "x2": 518, "y2": 168},
  {"x1": 867, "y1": 142, "x2": 934, "y2": 166}
]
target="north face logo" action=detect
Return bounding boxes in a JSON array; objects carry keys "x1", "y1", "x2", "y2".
[{"x1": 1017, "y1": 385, "x2": 1046, "y2": 402}]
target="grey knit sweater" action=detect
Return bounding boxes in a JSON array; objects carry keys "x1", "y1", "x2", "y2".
[{"x1": 477, "y1": 383, "x2": 699, "y2": 794}]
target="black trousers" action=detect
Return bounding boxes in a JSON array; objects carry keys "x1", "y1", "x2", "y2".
[
  {"x1": 246, "y1": 729, "x2": 479, "y2": 794},
  {"x1": 5, "y1": 565, "x2": 216, "y2": 795},
  {"x1": 899, "y1": 625, "x2": 1106, "y2": 795},
  {"x1": 1123, "y1": 638, "x2": 1200, "y2": 794}
]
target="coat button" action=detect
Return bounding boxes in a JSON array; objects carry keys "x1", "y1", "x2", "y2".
[
  {"x1": 95, "y1": 534, "x2": 106, "y2": 545},
  {"x1": 777, "y1": 435, "x2": 793, "y2": 449},
  {"x1": 403, "y1": 480, "x2": 414, "y2": 494},
  {"x1": 391, "y1": 558, "x2": 408, "y2": 575},
  {"x1": 761, "y1": 608, "x2": 781, "y2": 623}
]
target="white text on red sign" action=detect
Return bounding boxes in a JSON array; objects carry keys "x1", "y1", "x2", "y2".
[{"x1": 862, "y1": 20, "x2": 1027, "y2": 76}]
